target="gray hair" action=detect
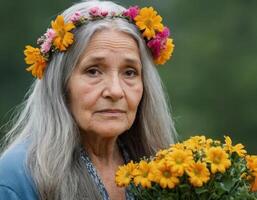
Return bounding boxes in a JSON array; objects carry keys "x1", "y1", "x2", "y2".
[{"x1": 1, "y1": 0, "x2": 177, "y2": 199}]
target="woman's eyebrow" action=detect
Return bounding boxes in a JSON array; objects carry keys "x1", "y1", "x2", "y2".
[
  {"x1": 79, "y1": 56, "x2": 106, "y2": 66},
  {"x1": 124, "y1": 57, "x2": 141, "y2": 66}
]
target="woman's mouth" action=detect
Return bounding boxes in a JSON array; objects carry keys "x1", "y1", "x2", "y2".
[{"x1": 95, "y1": 109, "x2": 126, "y2": 117}]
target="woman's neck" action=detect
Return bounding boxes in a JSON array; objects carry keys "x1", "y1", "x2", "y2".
[{"x1": 81, "y1": 134, "x2": 124, "y2": 167}]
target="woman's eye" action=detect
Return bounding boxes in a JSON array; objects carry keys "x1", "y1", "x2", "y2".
[
  {"x1": 85, "y1": 67, "x2": 101, "y2": 77},
  {"x1": 124, "y1": 68, "x2": 137, "y2": 78}
]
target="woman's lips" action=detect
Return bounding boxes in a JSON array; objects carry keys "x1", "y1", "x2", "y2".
[{"x1": 95, "y1": 109, "x2": 126, "y2": 117}]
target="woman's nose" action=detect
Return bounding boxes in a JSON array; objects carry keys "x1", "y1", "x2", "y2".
[{"x1": 102, "y1": 74, "x2": 124, "y2": 101}]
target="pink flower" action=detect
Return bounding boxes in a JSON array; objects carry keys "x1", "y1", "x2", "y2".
[
  {"x1": 89, "y1": 7, "x2": 100, "y2": 17},
  {"x1": 147, "y1": 39, "x2": 162, "y2": 58},
  {"x1": 41, "y1": 39, "x2": 52, "y2": 53},
  {"x1": 40, "y1": 29, "x2": 56, "y2": 53},
  {"x1": 101, "y1": 10, "x2": 108, "y2": 17},
  {"x1": 156, "y1": 27, "x2": 170, "y2": 39},
  {"x1": 45, "y1": 28, "x2": 56, "y2": 41},
  {"x1": 147, "y1": 27, "x2": 170, "y2": 58},
  {"x1": 123, "y1": 6, "x2": 140, "y2": 20},
  {"x1": 69, "y1": 11, "x2": 82, "y2": 23}
]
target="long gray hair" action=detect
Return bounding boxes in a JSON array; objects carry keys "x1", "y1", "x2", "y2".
[{"x1": 1, "y1": 0, "x2": 177, "y2": 199}]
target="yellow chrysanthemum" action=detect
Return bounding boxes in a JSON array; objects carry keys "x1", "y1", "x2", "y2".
[
  {"x1": 182, "y1": 136, "x2": 207, "y2": 152},
  {"x1": 153, "y1": 161, "x2": 179, "y2": 189},
  {"x1": 154, "y1": 38, "x2": 174, "y2": 65},
  {"x1": 51, "y1": 15, "x2": 75, "y2": 51},
  {"x1": 134, "y1": 7, "x2": 163, "y2": 40},
  {"x1": 224, "y1": 136, "x2": 247, "y2": 157},
  {"x1": 169, "y1": 142, "x2": 185, "y2": 151},
  {"x1": 155, "y1": 149, "x2": 170, "y2": 162},
  {"x1": 205, "y1": 147, "x2": 231, "y2": 174},
  {"x1": 132, "y1": 160, "x2": 154, "y2": 188},
  {"x1": 115, "y1": 162, "x2": 137, "y2": 187},
  {"x1": 190, "y1": 135, "x2": 207, "y2": 143},
  {"x1": 206, "y1": 138, "x2": 215, "y2": 149},
  {"x1": 246, "y1": 155, "x2": 257, "y2": 172},
  {"x1": 186, "y1": 161, "x2": 210, "y2": 187},
  {"x1": 166, "y1": 149, "x2": 194, "y2": 176},
  {"x1": 250, "y1": 172, "x2": 257, "y2": 192},
  {"x1": 24, "y1": 45, "x2": 47, "y2": 79}
]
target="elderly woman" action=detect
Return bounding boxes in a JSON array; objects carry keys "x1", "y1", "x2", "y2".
[{"x1": 0, "y1": 0, "x2": 176, "y2": 199}]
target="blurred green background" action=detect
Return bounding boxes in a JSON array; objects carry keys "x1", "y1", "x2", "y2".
[{"x1": 0, "y1": 0, "x2": 256, "y2": 153}]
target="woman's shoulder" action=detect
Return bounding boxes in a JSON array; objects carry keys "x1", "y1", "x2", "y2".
[{"x1": 0, "y1": 140, "x2": 38, "y2": 200}]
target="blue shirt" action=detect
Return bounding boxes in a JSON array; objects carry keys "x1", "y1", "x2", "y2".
[
  {"x1": 0, "y1": 141, "x2": 38, "y2": 200},
  {"x1": 0, "y1": 141, "x2": 134, "y2": 200}
]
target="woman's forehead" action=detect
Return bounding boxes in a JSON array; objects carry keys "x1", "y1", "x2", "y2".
[
  {"x1": 88, "y1": 30, "x2": 138, "y2": 50},
  {"x1": 80, "y1": 29, "x2": 141, "y2": 62}
]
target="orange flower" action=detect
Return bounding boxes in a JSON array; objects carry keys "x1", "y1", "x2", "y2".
[
  {"x1": 250, "y1": 172, "x2": 257, "y2": 192},
  {"x1": 24, "y1": 45, "x2": 47, "y2": 79},
  {"x1": 51, "y1": 15, "x2": 75, "y2": 51},
  {"x1": 224, "y1": 136, "x2": 247, "y2": 157},
  {"x1": 246, "y1": 155, "x2": 257, "y2": 172},
  {"x1": 154, "y1": 38, "x2": 174, "y2": 65},
  {"x1": 134, "y1": 7, "x2": 163, "y2": 40},
  {"x1": 186, "y1": 161, "x2": 210, "y2": 187},
  {"x1": 166, "y1": 149, "x2": 194, "y2": 176},
  {"x1": 170, "y1": 143, "x2": 185, "y2": 151},
  {"x1": 153, "y1": 161, "x2": 179, "y2": 189},
  {"x1": 182, "y1": 136, "x2": 206, "y2": 152},
  {"x1": 155, "y1": 149, "x2": 170, "y2": 162},
  {"x1": 115, "y1": 161, "x2": 137, "y2": 187},
  {"x1": 132, "y1": 160, "x2": 155, "y2": 188},
  {"x1": 205, "y1": 147, "x2": 231, "y2": 174}
]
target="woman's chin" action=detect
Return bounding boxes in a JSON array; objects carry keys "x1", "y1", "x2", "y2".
[
  {"x1": 83, "y1": 122, "x2": 130, "y2": 138},
  {"x1": 99, "y1": 127, "x2": 127, "y2": 137}
]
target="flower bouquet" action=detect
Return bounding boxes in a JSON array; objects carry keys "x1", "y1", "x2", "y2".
[{"x1": 115, "y1": 136, "x2": 257, "y2": 199}]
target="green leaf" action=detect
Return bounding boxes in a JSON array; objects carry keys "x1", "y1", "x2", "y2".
[{"x1": 195, "y1": 187, "x2": 209, "y2": 195}]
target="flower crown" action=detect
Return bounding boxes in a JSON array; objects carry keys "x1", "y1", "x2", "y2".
[{"x1": 24, "y1": 6, "x2": 175, "y2": 79}]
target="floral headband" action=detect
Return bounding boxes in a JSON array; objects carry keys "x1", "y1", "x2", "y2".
[{"x1": 24, "y1": 6, "x2": 175, "y2": 79}]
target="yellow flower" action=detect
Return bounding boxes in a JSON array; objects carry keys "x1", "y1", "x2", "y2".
[
  {"x1": 155, "y1": 149, "x2": 170, "y2": 162},
  {"x1": 182, "y1": 135, "x2": 207, "y2": 152},
  {"x1": 24, "y1": 45, "x2": 47, "y2": 79},
  {"x1": 186, "y1": 161, "x2": 210, "y2": 187},
  {"x1": 205, "y1": 147, "x2": 231, "y2": 174},
  {"x1": 115, "y1": 161, "x2": 137, "y2": 187},
  {"x1": 246, "y1": 155, "x2": 257, "y2": 172},
  {"x1": 224, "y1": 136, "x2": 247, "y2": 157},
  {"x1": 206, "y1": 138, "x2": 214, "y2": 149},
  {"x1": 154, "y1": 38, "x2": 174, "y2": 65},
  {"x1": 51, "y1": 15, "x2": 75, "y2": 51},
  {"x1": 166, "y1": 149, "x2": 194, "y2": 176},
  {"x1": 133, "y1": 160, "x2": 154, "y2": 188},
  {"x1": 250, "y1": 172, "x2": 257, "y2": 192},
  {"x1": 170, "y1": 142, "x2": 185, "y2": 151},
  {"x1": 190, "y1": 135, "x2": 207, "y2": 143},
  {"x1": 153, "y1": 161, "x2": 179, "y2": 189},
  {"x1": 134, "y1": 7, "x2": 163, "y2": 40}
]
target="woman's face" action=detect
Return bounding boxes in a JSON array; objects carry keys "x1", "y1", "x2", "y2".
[{"x1": 68, "y1": 29, "x2": 143, "y2": 139}]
